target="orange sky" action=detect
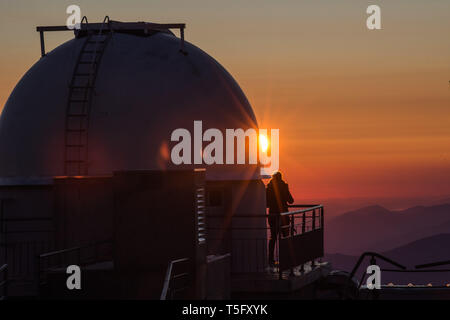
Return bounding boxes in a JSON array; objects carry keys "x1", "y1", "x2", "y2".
[{"x1": 0, "y1": 0, "x2": 449, "y2": 200}]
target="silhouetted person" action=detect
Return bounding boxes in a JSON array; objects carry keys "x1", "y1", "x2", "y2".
[{"x1": 266, "y1": 171, "x2": 294, "y2": 268}]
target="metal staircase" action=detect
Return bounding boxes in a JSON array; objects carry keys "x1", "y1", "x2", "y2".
[
  {"x1": 160, "y1": 258, "x2": 191, "y2": 300},
  {"x1": 64, "y1": 16, "x2": 112, "y2": 176}
]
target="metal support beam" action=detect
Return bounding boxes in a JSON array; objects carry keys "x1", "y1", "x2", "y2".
[
  {"x1": 36, "y1": 20, "x2": 187, "y2": 57},
  {"x1": 180, "y1": 27, "x2": 185, "y2": 53},
  {"x1": 39, "y1": 31, "x2": 45, "y2": 57}
]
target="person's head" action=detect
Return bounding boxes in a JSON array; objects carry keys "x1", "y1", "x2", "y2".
[{"x1": 272, "y1": 171, "x2": 282, "y2": 182}]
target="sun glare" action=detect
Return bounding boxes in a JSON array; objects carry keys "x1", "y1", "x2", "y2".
[{"x1": 259, "y1": 134, "x2": 269, "y2": 153}]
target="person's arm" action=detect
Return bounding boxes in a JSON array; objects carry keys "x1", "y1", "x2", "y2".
[{"x1": 285, "y1": 184, "x2": 294, "y2": 204}]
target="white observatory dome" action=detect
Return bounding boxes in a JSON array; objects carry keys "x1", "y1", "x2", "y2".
[{"x1": 0, "y1": 26, "x2": 259, "y2": 181}]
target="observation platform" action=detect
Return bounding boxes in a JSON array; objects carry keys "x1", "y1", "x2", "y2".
[{"x1": 232, "y1": 261, "x2": 332, "y2": 298}]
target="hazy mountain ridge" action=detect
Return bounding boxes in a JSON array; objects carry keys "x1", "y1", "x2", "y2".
[
  {"x1": 325, "y1": 233, "x2": 450, "y2": 285},
  {"x1": 325, "y1": 203, "x2": 450, "y2": 255}
]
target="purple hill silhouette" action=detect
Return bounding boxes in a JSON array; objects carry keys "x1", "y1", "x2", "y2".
[
  {"x1": 325, "y1": 233, "x2": 450, "y2": 285},
  {"x1": 326, "y1": 204, "x2": 450, "y2": 255}
]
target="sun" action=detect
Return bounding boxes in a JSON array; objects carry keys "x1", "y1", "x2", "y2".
[{"x1": 259, "y1": 134, "x2": 269, "y2": 153}]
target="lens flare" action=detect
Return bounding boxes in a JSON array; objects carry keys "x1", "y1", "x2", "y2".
[{"x1": 259, "y1": 134, "x2": 269, "y2": 153}]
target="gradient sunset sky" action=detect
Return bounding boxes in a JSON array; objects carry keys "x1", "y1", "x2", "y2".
[{"x1": 0, "y1": 0, "x2": 449, "y2": 201}]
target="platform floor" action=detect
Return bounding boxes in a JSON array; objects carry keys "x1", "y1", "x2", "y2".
[{"x1": 231, "y1": 261, "x2": 332, "y2": 294}]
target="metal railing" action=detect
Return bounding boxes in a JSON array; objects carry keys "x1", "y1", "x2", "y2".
[
  {"x1": 160, "y1": 258, "x2": 190, "y2": 300},
  {"x1": 2, "y1": 241, "x2": 54, "y2": 291},
  {"x1": 37, "y1": 19, "x2": 187, "y2": 57},
  {"x1": 349, "y1": 252, "x2": 406, "y2": 289},
  {"x1": 37, "y1": 239, "x2": 113, "y2": 291},
  {"x1": 277, "y1": 205, "x2": 324, "y2": 278},
  {"x1": 206, "y1": 204, "x2": 325, "y2": 279},
  {"x1": 1, "y1": 208, "x2": 55, "y2": 293},
  {"x1": 347, "y1": 252, "x2": 450, "y2": 299},
  {"x1": 0, "y1": 264, "x2": 7, "y2": 300}
]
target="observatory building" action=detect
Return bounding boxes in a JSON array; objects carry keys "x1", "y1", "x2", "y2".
[{"x1": 0, "y1": 19, "x2": 326, "y2": 299}]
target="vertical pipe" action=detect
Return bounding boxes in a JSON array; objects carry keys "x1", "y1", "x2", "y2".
[
  {"x1": 180, "y1": 27, "x2": 185, "y2": 52},
  {"x1": 40, "y1": 31, "x2": 46, "y2": 57}
]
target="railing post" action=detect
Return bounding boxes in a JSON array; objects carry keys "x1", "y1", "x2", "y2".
[
  {"x1": 312, "y1": 208, "x2": 316, "y2": 230},
  {"x1": 39, "y1": 31, "x2": 46, "y2": 57},
  {"x1": 278, "y1": 215, "x2": 282, "y2": 280},
  {"x1": 311, "y1": 209, "x2": 316, "y2": 268},
  {"x1": 180, "y1": 27, "x2": 185, "y2": 52},
  {"x1": 302, "y1": 211, "x2": 306, "y2": 234},
  {"x1": 290, "y1": 214, "x2": 294, "y2": 276},
  {"x1": 300, "y1": 212, "x2": 306, "y2": 273},
  {"x1": 321, "y1": 207, "x2": 324, "y2": 230},
  {"x1": 319, "y1": 207, "x2": 324, "y2": 263}
]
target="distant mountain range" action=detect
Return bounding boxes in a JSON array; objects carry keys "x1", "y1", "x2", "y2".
[
  {"x1": 325, "y1": 233, "x2": 450, "y2": 285},
  {"x1": 325, "y1": 203, "x2": 450, "y2": 255},
  {"x1": 300, "y1": 194, "x2": 450, "y2": 220}
]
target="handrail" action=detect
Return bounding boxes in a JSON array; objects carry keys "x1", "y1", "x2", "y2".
[
  {"x1": 39, "y1": 239, "x2": 111, "y2": 259},
  {"x1": 280, "y1": 205, "x2": 323, "y2": 216},
  {"x1": 346, "y1": 251, "x2": 406, "y2": 298},
  {"x1": 37, "y1": 239, "x2": 113, "y2": 295},
  {"x1": 80, "y1": 16, "x2": 88, "y2": 26},
  {"x1": 79, "y1": 16, "x2": 89, "y2": 34},
  {"x1": 288, "y1": 204, "x2": 322, "y2": 208},
  {"x1": 416, "y1": 260, "x2": 450, "y2": 269},
  {"x1": 349, "y1": 252, "x2": 406, "y2": 281},
  {"x1": 160, "y1": 258, "x2": 189, "y2": 300},
  {"x1": 348, "y1": 253, "x2": 450, "y2": 298},
  {"x1": 382, "y1": 268, "x2": 450, "y2": 273}
]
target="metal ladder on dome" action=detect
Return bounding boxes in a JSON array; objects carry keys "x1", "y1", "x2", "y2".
[{"x1": 64, "y1": 16, "x2": 112, "y2": 176}]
